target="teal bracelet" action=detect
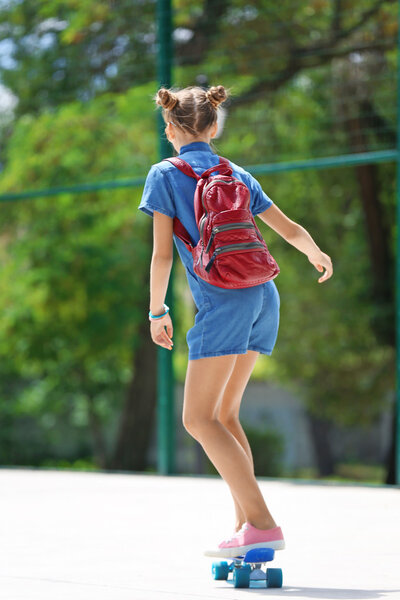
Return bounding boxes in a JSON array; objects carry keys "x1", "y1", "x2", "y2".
[{"x1": 149, "y1": 304, "x2": 169, "y2": 320}]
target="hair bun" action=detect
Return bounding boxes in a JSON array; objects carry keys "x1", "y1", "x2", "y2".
[
  {"x1": 155, "y1": 88, "x2": 178, "y2": 110},
  {"x1": 206, "y1": 85, "x2": 228, "y2": 108}
]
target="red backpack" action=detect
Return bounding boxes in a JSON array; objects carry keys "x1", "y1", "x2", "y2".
[{"x1": 164, "y1": 156, "x2": 280, "y2": 289}]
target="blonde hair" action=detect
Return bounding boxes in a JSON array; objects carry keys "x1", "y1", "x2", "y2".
[{"x1": 154, "y1": 85, "x2": 228, "y2": 136}]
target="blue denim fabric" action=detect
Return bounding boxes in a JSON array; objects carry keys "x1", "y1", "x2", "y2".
[{"x1": 138, "y1": 141, "x2": 280, "y2": 360}]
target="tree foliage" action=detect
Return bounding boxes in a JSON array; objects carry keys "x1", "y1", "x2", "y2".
[
  {"x1": 0, "y1": 0, "x2": 396, "y2": 477},
  {"x1": 0, "y1": 86, "x2": 156, "y2": 466}
]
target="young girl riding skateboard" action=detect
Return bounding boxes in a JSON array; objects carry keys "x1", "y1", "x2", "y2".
[{"x1": 139, "y1": 85, "x2": 333, "y2": 557}]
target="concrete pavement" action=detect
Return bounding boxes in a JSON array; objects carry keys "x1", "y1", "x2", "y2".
[{"x1": 0, "y1": 468, "x2": 399, "y2": 599}]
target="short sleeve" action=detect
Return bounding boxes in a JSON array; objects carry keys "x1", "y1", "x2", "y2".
[
  {"x1": 138, "y1": 165, "x2": 176, "y2": 218},
  {"x1": 248, "y1": 174, "x2": 273, "y2": 216}
]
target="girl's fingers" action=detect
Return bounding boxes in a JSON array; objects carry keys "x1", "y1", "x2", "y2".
[
  {"x1": 312, "y1": 252, "x2": 333, "y2": 283},
  {"x1": 318, "y1": 265, "x2": 333, "y2": 282},
  {"x1": 162, "y1": 329, "x2": 173, "y2": 346},
  {"x1": 319, "y1": 270, "x2": 328, "y2": 282},
  {"x1": 155, "y1": 335, "x2": 173, "y2": 349},
  {"x1": 150, "y1": 322, "x2": 173, "y2": 349},
  {"x1": 157, "y1": 330, "x2": 172, "y2": 345}
]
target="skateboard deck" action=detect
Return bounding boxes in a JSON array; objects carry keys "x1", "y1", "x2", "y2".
[{"x1": 211, "y1": 547, "x2": 283, "y2": 589}]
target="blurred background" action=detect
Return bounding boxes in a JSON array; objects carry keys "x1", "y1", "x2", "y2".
[{"x1": 0, "y1": 0, "x2": 397, "y2": 484}]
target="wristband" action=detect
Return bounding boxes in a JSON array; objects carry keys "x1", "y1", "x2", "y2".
[{"x1": 149, "y1": 304, "x2": 169, "y2": 320}]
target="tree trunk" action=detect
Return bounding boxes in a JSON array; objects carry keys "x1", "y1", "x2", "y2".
[
  {"x1": 385, "y1": 401, "x2": 396, "y2": 485},
  {"x1": 86, "y1": 394, "x2": 108, "y2": 469},
  {"x1": 111, "y1": 221, "x2": 157, "y2": 471},
  {"x1": 111, "y1": 318, "x2": 157, "y2": 471},
  {"x1": 345, "y1": 103, "x2": 396, "y2": 483},
  {"x1": 307, "y1": 412, "x2": 336, "y2": 477},
  {"x1": 346, "y1": 110, "x2": 394, "y2": 346}
]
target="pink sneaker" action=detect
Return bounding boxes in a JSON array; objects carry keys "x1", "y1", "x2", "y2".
[{"x1": 203, "y1": 522, "x2": 285, "y2": 558}]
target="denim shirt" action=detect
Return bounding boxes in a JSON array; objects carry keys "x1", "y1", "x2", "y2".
[{"x1": 138, "y1": 141, "x2": 273, "y2": 307}]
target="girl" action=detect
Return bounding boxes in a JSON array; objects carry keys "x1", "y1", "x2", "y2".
[{"x1": 139, "y1": 85, "x2": 333, "y2": 557}]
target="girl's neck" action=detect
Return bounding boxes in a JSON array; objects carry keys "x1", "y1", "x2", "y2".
[{"x1": 173, "y1": 135, "x2": 211, "y2": 153}]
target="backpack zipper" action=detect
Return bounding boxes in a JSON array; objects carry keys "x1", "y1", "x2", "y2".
[
  {"x1": 199, "y1": 215, "x2": 206, "y2": 241},
  {"x1": 205, "y1": 222, "x2": 255, "y2": 253},
  {"x1": 205, "y1": 241, "x2": 265, "y2": 273}
]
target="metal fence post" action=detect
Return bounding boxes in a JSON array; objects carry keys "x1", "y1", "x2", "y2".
[
  {"x1": 396, "y1": 0, "x2": 400, "y2": 485},
  {"x1": 156, "y1": 0, "x2": 175, "y2": 475}
]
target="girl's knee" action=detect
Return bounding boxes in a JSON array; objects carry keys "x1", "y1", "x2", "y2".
[
  {"x1": 182, "y1": 412, "x2": 217, "y2": 437},
  {"x1": 182, "y1": 412, "x2": 203, "y2": 435},
  {"x1": 218, "y1": 412, "x2": 240, "y2": 428}
]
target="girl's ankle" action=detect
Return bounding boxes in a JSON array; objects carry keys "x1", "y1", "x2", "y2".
[{"x1": 249, "y1": 520, "x2": 277, "y2": 530}]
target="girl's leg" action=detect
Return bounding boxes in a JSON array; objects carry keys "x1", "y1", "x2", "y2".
[
  {"x1": 183, "y1": 353, "x2": 276, "y2": 531},
  {"x1": 216, "y1": 350, "x2": 260, "y2": 531}
]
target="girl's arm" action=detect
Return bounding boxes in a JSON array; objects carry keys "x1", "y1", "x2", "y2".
[
  {"x1": 257, "y1": 204, "x2": 333, "y2": 283},
  {"x1": 149, "y1": 211, "x2": 174, "y2": 350}
]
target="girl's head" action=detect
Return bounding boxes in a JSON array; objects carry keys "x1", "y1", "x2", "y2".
[{"x1": 155, "y1": 85, "x2": 229, "y2": 152}]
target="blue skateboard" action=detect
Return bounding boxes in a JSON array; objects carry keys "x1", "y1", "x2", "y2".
[{"x1": 211, "y1": 547, "x2": 283, "y2": 589}]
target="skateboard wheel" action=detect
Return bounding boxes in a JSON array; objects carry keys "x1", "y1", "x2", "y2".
[
  {"x1": 266, "y1": 567, "x2": 283, "y2": 588},
  {"x1": 212, "y1": 561, "x2": 229, "y2": 580},
  {"x1": 233, "y1": 567, "x2": 250, "y2": 588}
]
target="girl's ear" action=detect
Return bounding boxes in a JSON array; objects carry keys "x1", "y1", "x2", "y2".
[
  {"x1": 165, "y1": 122, "x2": 175, "y2": 141},
  {"x1": 210, "y1": 122, "x2": 218, "y2": 138}
]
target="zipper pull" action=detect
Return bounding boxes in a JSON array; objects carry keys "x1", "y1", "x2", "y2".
[
  {"x1": 205, "y1": 252, "x2": 217, "y2": 273},
  {"x1": 205, "y1": 229, "x2": 217, "y2": 254}
]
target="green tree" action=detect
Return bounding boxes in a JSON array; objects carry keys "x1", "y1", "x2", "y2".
[
  {"x1": 0, "y1": 84, "x2": 159, "y2": 468},
  {"x1": 0, "y1": 0, "x2": 396, "y2": 481},
  {"x1": 0, "y1": 0, "x2": 157, "y2": 116}
]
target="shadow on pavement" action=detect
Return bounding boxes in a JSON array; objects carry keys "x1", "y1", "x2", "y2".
[{"x1": 232, "y1": 587, "x2": 400, "y2": 598}]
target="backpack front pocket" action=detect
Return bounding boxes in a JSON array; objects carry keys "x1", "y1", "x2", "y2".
[
  {"x1": 205, "y1": 241, "x2": 265, "y2": 273},
  {"x1": 205, "y1": 222, "x2": 257, "y2": 253},
  {"x1": 199, "y1": 239, "x2": 279, "y2": 288}
]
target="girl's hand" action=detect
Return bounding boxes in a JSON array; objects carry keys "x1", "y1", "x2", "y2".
[
  {"x1": 150, "y1": 313, "x2": 174, "y2": 350},
  {"x1": 308, "y1": 251, "x2": 333, "y2": 283}
]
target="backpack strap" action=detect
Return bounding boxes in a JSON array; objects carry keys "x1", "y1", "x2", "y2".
[
  {"x1": 200, "y1": 157, "x2": 233, "y2": 178},
  {"x1": 172, "y1": 216, "x2": 194, "y2": 252},
  {"x1": 161, "y1": 158, "x2": 198, "y2": 251},
  {"x1": 164, "y1": 156, "x2": 232, "y2": 179},
  {"x1": 163, "y1": 157, "x2": 200, "y2": 180}
]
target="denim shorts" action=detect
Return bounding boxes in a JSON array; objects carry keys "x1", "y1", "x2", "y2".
[{"x1": 186, "y1": 279, "x2": 280, "y2": 360}]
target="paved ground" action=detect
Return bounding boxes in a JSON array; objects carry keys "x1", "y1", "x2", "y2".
[{"x1": 0, "y1": 468, "x2": 399, "y2": 599}]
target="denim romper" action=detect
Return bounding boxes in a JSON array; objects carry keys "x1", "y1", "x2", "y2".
[{"x1": 138, "y1": 141, "x2": 280, "y2": 360}]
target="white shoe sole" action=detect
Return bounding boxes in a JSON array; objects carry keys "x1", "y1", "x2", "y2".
[{"x1": 203, "y1": 539, "x2": 285, "y2": 558}]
